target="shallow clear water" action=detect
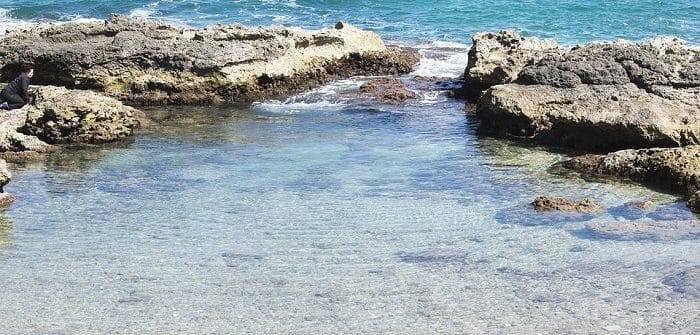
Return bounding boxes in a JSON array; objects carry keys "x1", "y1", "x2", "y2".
[
  {"x1": 1, "y1": 75, "x2": 698, "y2": 333},
  {"x1": 0, "y1": 1, "x2": 699, "y2": 333}
]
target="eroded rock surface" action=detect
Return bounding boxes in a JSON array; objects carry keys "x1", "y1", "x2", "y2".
[
  {"x1": 464, "y1": 31, "x2": 700, "y2": 152},
  {"x1": 359, "y1": 78, "x2": 417, "y2": 104},
  {"x1": 532, "y1": 196, "x2": 603, "y2": 213},
  {"x1": 23, "y1": 86, "x2": 138, "y2": 144},
  {"x1": 0, "y1": 15, "x2": 419, "y2": 105},
  {"x1": 459, "y1": 30, "x2": 561, "y2": 102},
  {"x1": 566, "y1": 146, "x2": 700, "y2": 197}
]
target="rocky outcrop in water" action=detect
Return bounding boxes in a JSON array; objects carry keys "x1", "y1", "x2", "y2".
[
  {"x1": 458, "y1": 30, "x2": 561, "y2": 102},
  {"x1": 566, "y1": 146, "x2": 700, "y2": 198},
  {"x1": 359, "y1": 78, "x2": 417, "y2": 104},
  {"x1": 532, "y1": 196, "x2": 603, "y2": 213},
  {"x1": 0, "y1": 105, "x2": 56, "y2": 160},
  {"x1": 467, "y1": 33, "x2": 700, "y2": 152},
  {"x1": 23, "y1": 86, "x2": 138, "y2": 144},
  {"x1": 0, "y1": 15, "x2": 419, "y2": 105}
]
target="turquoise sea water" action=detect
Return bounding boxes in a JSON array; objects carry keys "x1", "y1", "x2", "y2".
[
  {"x1": 1, "y1": 0, "x2": 699, "y2": 45},
  {"x1": 0, "y1": 1, "x2": 699, "y2": 334}
]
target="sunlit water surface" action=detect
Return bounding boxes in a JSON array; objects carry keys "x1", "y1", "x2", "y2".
[{"x1": 0, "y1": 72, "x2": 698, "y2": 334}]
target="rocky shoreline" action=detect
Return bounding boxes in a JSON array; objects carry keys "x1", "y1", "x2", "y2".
[
  {"x1": 0, "y1": 15, "x2": 420, "y2": 206},
  {"x1": 0, "y1": 15, "x2": 418, "y2": 105},
  {"x1": 458, "y1": 30, "x2": 700, "y2": 214}
]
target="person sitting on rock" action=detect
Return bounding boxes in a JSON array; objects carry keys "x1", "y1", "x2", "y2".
[{"x1": 0, "y1": 64, "x2": 34, "y2": 110}]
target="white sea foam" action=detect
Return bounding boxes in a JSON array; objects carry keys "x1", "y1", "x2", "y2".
[
  {"x1": 411, "y1": 51, "x2": 469, "y2": 78},
  {"x1": 252, "y1": 100, "x2": 345, "y2": 114},
  {"x1": 0, "y1": 8, "x2": 33, "y2": 35}
]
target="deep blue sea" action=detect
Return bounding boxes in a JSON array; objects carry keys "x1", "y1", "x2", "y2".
[{"x1": 0, "y1": 1, "x2": 699, "y2": 334}]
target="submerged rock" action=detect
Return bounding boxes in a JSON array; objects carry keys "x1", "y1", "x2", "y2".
[
  {"x1": 359, "y1": 78, "x2": 417, "y2": 104},
  {"x1": 532, "y1": 196, "x2": 603, "y2": 213},
  {"x1": 585, "y1": 220, "x2": 700, "y2": 241},
  {"x1": 0, "y1": 15, "x2": 419, "y2": 105},
  {"x1": 23, "y1": 86, "x2": 139, "y2": 144},
  {"x1": 663, "y1": 266, "x2": 700, "y2": 298},
  {"x1": 463, "y1": 32, "x2": 700, "y2": 152},
  {"x1": 458, "y1": 30, "x2": 561, "y2": 102}
]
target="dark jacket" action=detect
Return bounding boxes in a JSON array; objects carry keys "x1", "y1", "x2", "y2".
[{"x1": 2, "y1": 72, "x2": 30, "y2": 101}]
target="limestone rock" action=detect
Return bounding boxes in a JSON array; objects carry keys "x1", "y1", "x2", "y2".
[
  {"x1": 0, "y1": 105, "x2": 55, "y2": 159},
  {"x1": 359, "y1": 78, "x2": 417, "y2": 104},
  {"x1": 0, "y1": 15, "x2": 419, "y2": 105},
  {"x1": 476, "y1": 83, "x2": 700, "y2": 152},
  {"x1": 467, "y1": 33, "x2": 700, "y2": 152},
  {"x1": 566, "y1": 146, "x2": 700, "y2": 197},
  {"x1": 532, "y1": 196, "x2": 603, "y2": 213},
  {"x1": 459, "y1": 30, "x2": 561, "y2": 102},
  {"x1": 585, "y1": 220, "x2": 700, "y2": 241},
  {"x1": 23, "y1": 86, "x2": 138, "y2": 144}
]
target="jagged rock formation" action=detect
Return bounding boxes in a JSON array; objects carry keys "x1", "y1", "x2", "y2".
[
  {"x1": 0, "y1": 15, "x2": 419, "y2": 105},
  {"x1": 23, "y1": 86, "x2": 138, "y2": 144},
  {"x1": 458, "y1": 30, "x2": 561, "y2": 102},
  {"x1": 465, "y1": 33, "x2": 700, "y2": 152}
]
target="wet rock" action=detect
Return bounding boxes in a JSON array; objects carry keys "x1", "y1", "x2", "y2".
[
  {"x1": 565, "y1": 146, "x2": 700, "y2": 209},
  {"x1": 663, "y1": 266, "x2": 700, "y2": 298},
  {"x1": 23, "y1": 86, "x2": 139, "y2": 144},
  {"x1": 532, "y1": 196, "x2": 603, "y2": 213},
  {"x1": 628, "y1": 200, "x2": 655, "y2": 210},
  {"x1": 689, "y1": 191, "x2": 700, "y2": 213},
  {"x1": 359, "y1": 78, "x2": 417, "y2": 104},
  {"x1": 458, "y1": 30, "x2": 561, "y2": 102},
  {"x1": 0, "y1": 159, "x2": 13, "y2": 209},
  {"x1": 467, "y1": 33, "x2": 700, "y2": 152},
  {"x1": 0, "y1": 15, "x2": 419, "y2": 105},
  {"x1": 585, "y1": 220, "x2": 700, "y2": 241}
]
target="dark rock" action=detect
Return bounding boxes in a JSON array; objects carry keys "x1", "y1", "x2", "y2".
[
  {"x1": 689, "y1": 192, "x2": 700, "y2": 213},
  {"x1": 566, "y1": 146, "x2": 700, "y2": 197},
  {"x1": 359, "y1": 78, "x2": 417, "y2": 104},
  {"x1": 532, "y1": 196, "x2": 603, "y2": 213}
]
